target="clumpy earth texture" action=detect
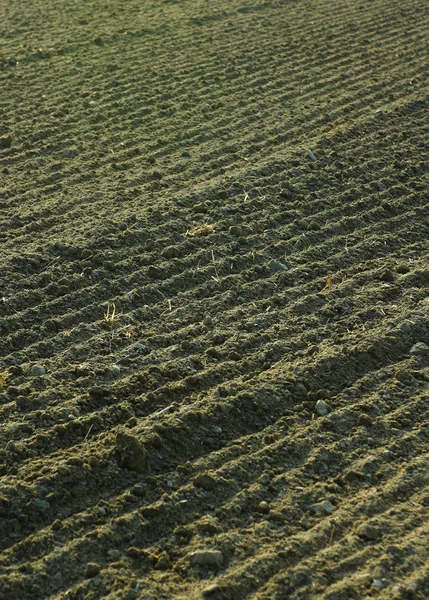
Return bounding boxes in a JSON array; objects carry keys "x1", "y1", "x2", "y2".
[{"x1": 0, "y1": 0, "x2": 429, "y2": 598}]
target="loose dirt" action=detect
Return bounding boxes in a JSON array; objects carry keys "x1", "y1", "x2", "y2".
[{"x1": 1, "y1": 0, "x2": 428, "y2": 598}]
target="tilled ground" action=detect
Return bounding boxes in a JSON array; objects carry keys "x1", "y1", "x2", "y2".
[{"x1": 1, "y1": 0, "x2": 429, "y2": 598}]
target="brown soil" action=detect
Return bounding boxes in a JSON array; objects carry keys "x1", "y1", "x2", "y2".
[{"x1": 1, "y1": 0, "x2": 429, "y2": 598}]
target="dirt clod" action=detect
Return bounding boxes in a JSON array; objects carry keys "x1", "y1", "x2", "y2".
[
  {"x1": 189, "y1": 550, "x2": 223, "y2": 569},
  {"x1": 357, "y1": 524, "x2": 381, "y2": 541},
  {"x1": 84, "y1": 563, "x2": 100, "y2": 578},
  {"x1": 395, "y1": 370, "x2": 413, "y2": 383},
  {"x1": 161, "y1": 246, "x2": 182, "y2": 259},
  {"x1": 155, "y1": 551, "x2": 172, "y2": 570},
  {"x1": 194, "y1": 473, "x2": 217, "y2": 491},
  {"x1": 116, "y1": 431, "x2": 146, "y2": 472},
  {"x1": 0, "y1": 135, "x2": 12, "y2": 148},
  {"x1": 147, "y1": 265, "x2": 164, "y2": 279}
]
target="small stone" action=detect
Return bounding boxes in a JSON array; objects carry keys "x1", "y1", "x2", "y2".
[
  {"x1": 269, "y1": 260, "x2": 288, "y2": 272},
  {"x1": 84, "y1": 563, "x2": 100, "y2": 578},
  {"x1": 372, "y1": 579, "x2": 384, "y2": 591},
  {"x1": 194, "y1": 473, "x2": 217, "y2": 491},
  {"x1": 257, "y1": 501, "x2": 270, "y2": 514},
  {"x1": 406, "y1": 582, "x2": 417, "y2": 594},
  {"x1": 33, "y1": 498, "x2": 50, "y2": 511},
  {"x1": 111, "y1": 365, "x2": 121, "y2": 377},
  {"x1": 116, "y1": 431, "x2": 146, "y2": 472},
  {"x1": 31, "y1": 364, "x2": 46, "y2": 376},
  {"x1": 409, "y1": 342, "x2": 429, "y2": 356},
  {"x1": 131, "y1": 483, "x2": 146, "y2": 497},
  {"x1": 0, "y1": 135, "x2": 12, "y2": 148},
  {"x1": 188, "y1": 550, "x2": 223, "y2": 568},
  {"x1": 307, "y1": 148, "x2": 317, "y2": 161},
  {"x1": 258, "y1": 473, "x2": 270, "y2": 485},
  {"x1": 315, "y1": 399, "x2": 330, "y2": 416},
  {"x1": 310, "y1": 500, "x2": 336, "y2": 515},
  {"x1": 155, "y1": 551, "x2": 172, "y2": 570},
  {"x1": 357, "y1": 523, "x2": 381, "y2": 541}
]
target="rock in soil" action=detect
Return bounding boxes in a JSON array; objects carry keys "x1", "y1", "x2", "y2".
[
  {"x1": 257, "y1": 500, "x2": 270, "y2": 514},
  {"x1": 31, "y1": 364, "x2": 46, "y2": 376},
  {"x1": 310, "y1": 500, "x2": 336, "y2": 515},
  {"x1": 315, "y1": 399, "x2": 330, "y2": 416},
  {"x1": 409, "y1": 342, "x2": 429, "y2": 356}
]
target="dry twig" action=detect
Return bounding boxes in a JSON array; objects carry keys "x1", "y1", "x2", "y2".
[
  {"x1": 104, "y1": 303, "x2": 117, "y2": 325},
  {"x1": 186, "y1": 223, "x2": 215, "y2": 236}
]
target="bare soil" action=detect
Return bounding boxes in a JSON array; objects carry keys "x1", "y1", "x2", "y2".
[{"x1": 1, "y1": 0, "x2": 429, "y2": 598}]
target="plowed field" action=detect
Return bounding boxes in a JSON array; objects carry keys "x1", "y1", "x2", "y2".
[{"x1": 1, "y1": 0, "x2": 429, "y2": 598}]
